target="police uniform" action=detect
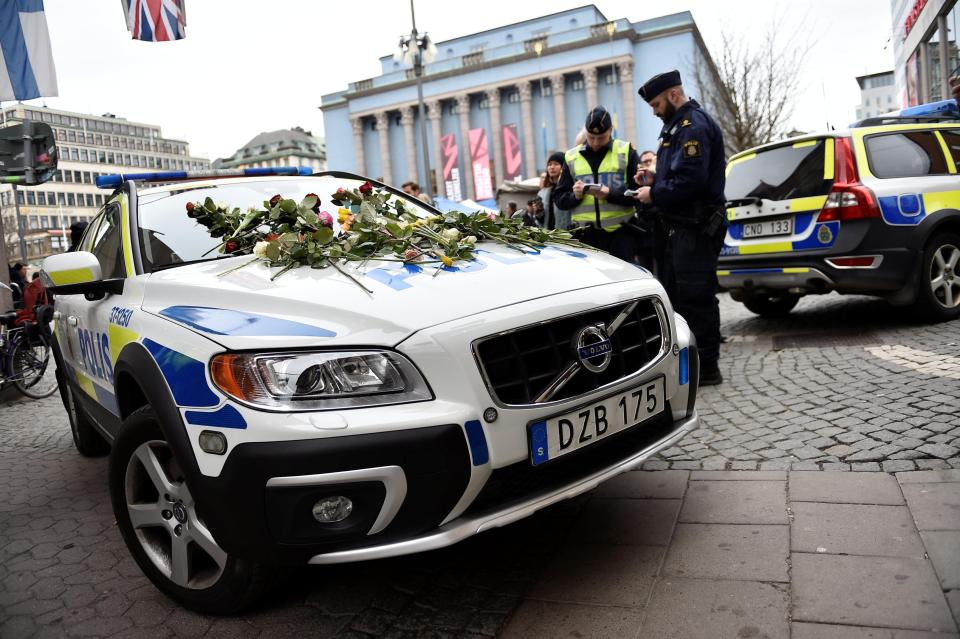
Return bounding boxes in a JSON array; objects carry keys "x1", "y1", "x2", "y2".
[
  {"x1": 639, "y1": 70, "x2": 727, "y2": 385},
  {"x1": 553, "y1": 106, "x2": 644, "y2": 263}
]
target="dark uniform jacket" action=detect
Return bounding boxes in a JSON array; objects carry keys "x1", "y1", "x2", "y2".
[
  {"x1": 553, "y1": 140, "x2": 642, "y2": 220},
  {"x1": 651, "y1": 99, "x2": 726, "y2": 216}
]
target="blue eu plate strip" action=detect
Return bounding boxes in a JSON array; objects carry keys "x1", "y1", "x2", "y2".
[
  {"x1": 679, "y1": 347, "x2": 689, "y2": 385},
  {"x1": 464, "y1": 420, "x2": 489, "y2": 466},
  {"x1": 530, "y1": 420, "x2": 549, "y2": 466}
]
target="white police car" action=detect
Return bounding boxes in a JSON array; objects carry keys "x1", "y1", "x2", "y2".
[
  {"x1": 720, "y1": 99, "x2": 960, "y2": 320},
  {"x1": 41, "y1": 168, "x2": 699, "y2": 613}
]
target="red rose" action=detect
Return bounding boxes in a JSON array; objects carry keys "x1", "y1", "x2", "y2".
[
  {"x1": 305, "y1": 193, "x2": 321, "y2": 212},
  {"x1": 185, "y1": 202, "x2": 194, "y2": 212},
  {"x1": 358, "y1": 182, "x2": 373, "y2": 195},
  {"x1": 336, "y1": 187, "x2": 346, "y2": 195},
  {"x1": 269, "y1": 194, "x2": 283, "y2": 207},
  {"x1": 225, "y1": 241, "x2": 238, "y2": 252},
  {"x1": 264, "y1": 232, "x2": 279, "y2": 241}
]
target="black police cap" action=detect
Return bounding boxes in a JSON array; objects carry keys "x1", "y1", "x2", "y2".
[
  {"x1": 638, "y1": 70, "x2": 682, "y2": 102},
  {"x1": 584, "y1": 106, "x2": 612, "y2": 134}
]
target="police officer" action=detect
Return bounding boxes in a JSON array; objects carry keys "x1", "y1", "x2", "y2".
[
  {"x1": 553, "y1": 106, "x2": 643, "y2": 262},
  {"x1": 634, "y1": 70, "x2": 727, "y2": 386}
]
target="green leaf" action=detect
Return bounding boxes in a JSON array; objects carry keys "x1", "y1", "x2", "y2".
[
  {"x1": 301, "y1": 195, "x2": 319, "y2": 211},
  {"x1": 280, "y1": 199, "x2": 297, "y2": 214},
  {"x1": 385, "y1": 222, "x2": 403, "y2": 238},
  {"x1": 204, "y1": 197, "x2": 216, "y2": 212},
  {"x1": 313, "y1": 227, "x2": 334, "y2": 244},
  {"x1": 265, "y1": 242, "x2": 281, "y2": 261},
  {"x1": 302, "y1": 210, "x2": 319, "y2": 226},
  {"x1": 279, "y1": 232, "x2": 299, "y2": 247}
]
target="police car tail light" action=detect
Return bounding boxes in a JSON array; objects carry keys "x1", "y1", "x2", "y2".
[
  {"x1": 817, "y1": 137, "x2": 879, "y2": 223},
  {"x1": 210, "y1": 351, "x2": 431, "y2": 411}
]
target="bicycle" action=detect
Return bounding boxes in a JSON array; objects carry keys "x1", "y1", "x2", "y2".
[{"x1": 0, "y1": 291, "x2": 58, "y2": 400}]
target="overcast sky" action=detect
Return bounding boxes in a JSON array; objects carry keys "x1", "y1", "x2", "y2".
[{"x1": 19, "y1": 0, "x2": 893, "y2": 161}]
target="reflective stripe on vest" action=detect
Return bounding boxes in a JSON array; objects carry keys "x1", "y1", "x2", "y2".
[{"x1": 566, "y1": 139, "x2": 635, "y2": 230}]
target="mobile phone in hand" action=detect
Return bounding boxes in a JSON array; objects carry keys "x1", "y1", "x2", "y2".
[
  {"x1": 582, "y1": 183, "x2": 603, "y2": 193},
  {"x1": 624, "y1": 189, "x2": 639, "y2": 197}
]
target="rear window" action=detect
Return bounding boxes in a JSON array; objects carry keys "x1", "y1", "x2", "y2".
[
  {"x1": 864, "y1": 131, "x2": 948, "y2": 178},
  {"x1": 725, "y1": 139, "x2": 833, "y2": 202},
  {"x1": 937, "y1": 130, "x2": 960, "y2": 167}
]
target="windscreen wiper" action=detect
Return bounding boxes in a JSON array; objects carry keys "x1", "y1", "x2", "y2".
[{"x1": 725, "y1": 196, "x2": 761, "y2": 208}]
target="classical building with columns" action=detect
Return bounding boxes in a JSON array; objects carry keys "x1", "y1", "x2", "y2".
[{"x1": 321, "y1": 5, "x2": 717, "y2": 203}]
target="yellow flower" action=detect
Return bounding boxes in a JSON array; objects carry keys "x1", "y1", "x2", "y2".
[
  {"x1": 440, "y1": 255, "x2": 453, "y2": 267},
  {"x1": 338, "y1": 207, "x2": 352, "y2": 223}
]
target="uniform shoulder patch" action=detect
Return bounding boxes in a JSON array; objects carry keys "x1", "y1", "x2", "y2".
[
  {"x1": 681, "y1": 119, "x2": 692, "y2": 127},
  {"x1": 683, "y1": 139, "x2": 701, "y2": 158}
]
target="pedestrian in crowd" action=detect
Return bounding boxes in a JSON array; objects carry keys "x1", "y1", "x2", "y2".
[
  {"x1": 8, "y1": 262, "x2": 27, "y2": 307},
  {"x1": 401, "y1": 181, "x2": 433, "y2": 205},
  {"x1": 519, "y1": 198, "x2": 543, "y2": 227},
  {"x1": 634, "y1": 70, "x2": 727, "y2": 386},
  {"x1": 15, "y1": 272, "x2": 48, "y2": 326},
  {"x1": 553, "y1": 106, "x2": 644, "y2": 262},
  {"x1": 68, "y1": 220, "x2": 88, "y2": 252},
  {"x1": 634, "y1": 149, "x2": 661, "y2": 272},
  {"x1": 506, "y1": 201, "x2": 518, "y2": 216},
  {"x1": 539, "y1": 151, "x2": 572, "y2": 230}
]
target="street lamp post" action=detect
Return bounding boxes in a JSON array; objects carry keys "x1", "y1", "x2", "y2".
[{"x1": 395, "y1": 0, "x2": 437, "y2": 199}]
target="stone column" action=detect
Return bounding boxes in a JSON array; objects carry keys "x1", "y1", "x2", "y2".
[
  {"x1": 486, "y1": 88, "x2": 504, "y2": 187},
  {"x1": 456, "y1": 94, "x2": 475, "y2": 200},
  {"x1": 427, "y1": 100, "x2": 445, "y2": 198},
  {"x1": 549, "y1": 73, "x2": 568, "y2": 150},
  {"x1": 518, "y1": 81, "x2": 537, "y2": 180},
  {"x1": 618, "y1": 60, "x2": 638, "y2": 147},
  {"x1": 400, "y1": 106, "x2": 418, "y2": 185},
  {"x1": 350, "y1": 116, "x2": 366, "y2": 175},
  {"x1": 583, "y1": 67, "x2": 599, "y2": 111},
  {"x1": 375, "y1": 111, "x2": 393, "y2": 185}
]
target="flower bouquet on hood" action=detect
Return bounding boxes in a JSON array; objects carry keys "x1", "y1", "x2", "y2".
[{"x1": 186, "y1": 181, "x2": 590, "y2": 293}]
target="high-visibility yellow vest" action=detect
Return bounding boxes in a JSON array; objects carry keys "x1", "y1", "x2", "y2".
[{"x1": 566, "y1": 139, "x2": 635, "y2": 231}]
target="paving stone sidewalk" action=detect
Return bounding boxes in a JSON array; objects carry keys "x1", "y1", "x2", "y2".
[
  {"x1": 503, "y1": 469, "x2": 960, "y2": 639},
  {"x1": 648, "y1": 294, "x2": 960, "y2": 472}
]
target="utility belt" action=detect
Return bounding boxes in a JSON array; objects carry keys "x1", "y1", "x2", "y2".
[{"x1": 662, "y1": 201, "x2": 726, "y2": 236}]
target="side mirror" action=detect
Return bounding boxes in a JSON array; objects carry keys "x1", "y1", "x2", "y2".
[
  {"x1": 41, "y1": 252, "x2": 123, "y2": 299},
  {"x1": 0, "y1": 121, "x2": 58, "y2": 185}
]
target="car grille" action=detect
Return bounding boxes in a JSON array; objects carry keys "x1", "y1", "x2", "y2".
[
  {"x1": 473, "y1": 297, "x2": 665, "y2": 406},
  {"x1": 463, "y1": 408, "x2": 675, "y2": 517}
]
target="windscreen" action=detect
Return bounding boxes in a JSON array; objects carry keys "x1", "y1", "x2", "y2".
[
  {"x1": 725, "y1": 139, "x2": 834, "y2": 202},
  {"x1": 136, "y1": 177, "x2": 432, "y2": 271}
]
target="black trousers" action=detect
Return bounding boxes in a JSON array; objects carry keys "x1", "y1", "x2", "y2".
[
  {"x1": 578, "y1": 225, "x2": 643, "y2": 264},
  {"x1": 660, "y1": 225, "x2": 725, "y2": 364}
]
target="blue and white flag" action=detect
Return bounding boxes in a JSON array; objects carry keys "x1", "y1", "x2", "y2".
[{"x1": 0, "y1": 0, "x2": 59, "y2": 101}]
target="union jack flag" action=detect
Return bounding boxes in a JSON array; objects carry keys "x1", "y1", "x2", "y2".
[{"x1": 122, "y1": 0, "x2": 186, "y2": 41}]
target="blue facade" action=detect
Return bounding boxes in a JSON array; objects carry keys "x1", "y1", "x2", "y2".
[{"x1": 321, "y1": 6, "x2": 714, "y2": 201}]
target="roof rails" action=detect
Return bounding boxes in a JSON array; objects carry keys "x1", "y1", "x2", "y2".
[
  {"x1": 852, "y1": 99, "x2": 960, "y2": 128},
  {"x1": 94, "y1": 166, "x2": 313, "y2": 189}
]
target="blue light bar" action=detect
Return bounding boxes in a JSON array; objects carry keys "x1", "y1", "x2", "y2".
[
  {"x1": 899, "y1": 99, "x2": 959, "y2": 118},
  {"x1": 95, "y1": 166, "x2": 314, "y2": 189}
]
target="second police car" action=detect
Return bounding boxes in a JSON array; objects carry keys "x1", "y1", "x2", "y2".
[
  {"x1": 719, "y1": 99, "x2": 960, "y2": 320},
  {"x1": 40, "y1": 168, "x2": 700, "y2": 613}
]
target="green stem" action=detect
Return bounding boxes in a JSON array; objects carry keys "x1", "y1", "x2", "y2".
[
  {"x1": 328, "y1": 259, "x2": 374, "y2": 294},
  {"x1": 216, "y1": 257, "x2": 261, "y2": 277}
]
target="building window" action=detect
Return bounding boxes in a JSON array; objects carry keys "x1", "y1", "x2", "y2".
[
  {"x1": 26, "y1": 191, "x2": 35, "y2": 205},
  {"x1": 462, "y1": 51, "x2": 484, "y2": 66},
  {"x1": 67, "y1": 193, "x2": 75, "y2": 206},
  {"x1": 506, "y1": 90, "x2": 520, "y2": 103},
  {"x1": 571, "y1": 78, "x2": 585, "y2": 91},
  {"x1": 37, "y1": 192, "x2": 46, "y2": 206},
  {"x1": 86, "y1": 194, "x2": 94, "y2": 207}
]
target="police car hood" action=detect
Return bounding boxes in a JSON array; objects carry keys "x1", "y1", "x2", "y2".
[{"x1": 141, "y1": 244, "x2": 655, "y2": 349}]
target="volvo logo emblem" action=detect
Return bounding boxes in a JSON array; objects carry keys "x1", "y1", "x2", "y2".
[{"x1": 575, "y1": 324, "x2": 613, "y2": 373}]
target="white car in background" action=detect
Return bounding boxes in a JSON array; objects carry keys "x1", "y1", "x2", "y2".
[{"x1": 41, "y1": 169, "x2": 700, "y2": 613}]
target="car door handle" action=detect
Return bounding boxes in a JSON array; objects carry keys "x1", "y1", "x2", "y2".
[{"x1": 66, "y1": 316, "x2": 78, "y2": 326}]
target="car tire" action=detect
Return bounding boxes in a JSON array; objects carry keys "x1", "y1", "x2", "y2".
[
  {"x1": 109, "y1": 406, "x2": 276, "y2": 614},
  {"x1": 63, "y1": 381, "x2": 110, "y2": 457},
  {"x1": 916, "y1": 232, "x2": 960, "y2": 322},
  {"x1": 741, "y1": 292, "x2": 800, "y2": 318}
]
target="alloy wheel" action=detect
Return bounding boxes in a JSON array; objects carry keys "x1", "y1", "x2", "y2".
[
  {"x1": 930, "y1": 243, "x2": 960, "y2": 309},
  {"x1": 124, "y1": 440, "x2": 227, "y2": 589}
]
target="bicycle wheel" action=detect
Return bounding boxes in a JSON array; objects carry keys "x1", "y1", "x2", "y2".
[{"x1": 9, "y1": 333, "x2": 59, "y2": 399}]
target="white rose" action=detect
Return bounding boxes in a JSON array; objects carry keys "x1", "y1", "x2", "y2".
[
  {"x1": 463, "y1": 235, "x2": 477, "y2": 245},
  {"x1": 442, "y1": 228, "x2": 461, "y2": 241},
  {"x1": 253, "y1": 241, "x2": 270, "y2": 258}
]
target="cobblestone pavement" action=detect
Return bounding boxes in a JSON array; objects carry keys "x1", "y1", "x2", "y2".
[
  {"x1": 1, "y1": 292, "x2": 959, "y2": 637},
  {"x1": 648, "y1": 293, "x2": 960, "y2": 473}
]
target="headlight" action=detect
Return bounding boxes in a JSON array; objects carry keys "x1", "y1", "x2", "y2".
[{"x1": 210, "y1": 350, "x2": 432, "y2": 411}]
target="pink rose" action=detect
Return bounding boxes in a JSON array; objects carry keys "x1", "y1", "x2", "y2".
[
  {"x1": 403, "y1": 248, "x2": 419, "y2": 261},
  {"x1": 486, "y1": 212, "x2": 497, "y2": 221},
  {"x1": 317, "y1": 211, "x2": 333, "y2": 227}
]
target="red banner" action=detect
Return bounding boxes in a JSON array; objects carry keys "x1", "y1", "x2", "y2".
[
  {"x1": 502, "y1": 124, "x2": 522, "y2": 181},
  {"x1": 441, "y1": 133, "x2": 462, "y2": 201},
  {"x1": 469, "y1": 128, "x2": 494, "y2": 200}
]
